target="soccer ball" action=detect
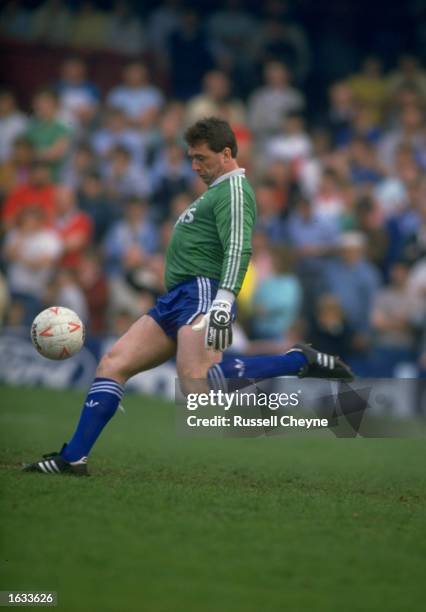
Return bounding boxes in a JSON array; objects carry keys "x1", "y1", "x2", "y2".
[{"x1": 31, "y1": 306, "x2": 85, "y2": 360}]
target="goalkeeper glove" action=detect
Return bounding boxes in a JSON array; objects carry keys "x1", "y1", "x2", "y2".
[{"x1": 192, "y1": 299, "x2": 233, "y2": 351}]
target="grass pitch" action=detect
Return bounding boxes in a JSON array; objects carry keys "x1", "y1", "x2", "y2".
[{"x1": 1, "y1": 384, "x2": 425, "y2": 612}]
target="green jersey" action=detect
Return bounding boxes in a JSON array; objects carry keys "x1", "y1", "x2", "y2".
[
  {"x1": 165, "y1": 169, "x2": 256, "y2": 296},
  {"x1": 26, "y1": 119, "x2": 70, "y2": 181}
]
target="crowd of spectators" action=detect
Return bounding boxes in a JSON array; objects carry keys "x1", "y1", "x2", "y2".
[{"x1": 1, "y1": 0, "x2": 425, "y2": 377}]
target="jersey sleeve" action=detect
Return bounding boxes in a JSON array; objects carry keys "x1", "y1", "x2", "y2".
[{"x1": 213, "y1": 177, "x2": 256, "y2": 296}]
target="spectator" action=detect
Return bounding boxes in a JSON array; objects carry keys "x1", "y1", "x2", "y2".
[
  {"x1": 31, "y1": 0, "x2": 73, "y2": 46},
  {"x1": 103, "y1": 145, "x2": 151, "y2": 201},
  {"x1": 265, "y1": 112, "x2": 312, "y2": 163},
  {"x1": 25, "y1": 88, "x2": 71, "y2": 181},
  {"x1": 105, "y1": 1, "x2": 145, "y2": 56},
  {"x1": 407, "y1": 257, "x2": 426, "y2": 364},
  {"x1": 70, "y1": 1, "x2": 108, "y2": 50},
  {"x1": 62, "y1": 142, "x2": 98, "y2": 191},
  {"x1": 168, "y1": 8, "x2": 214, "y2": 99},
  {"x1": 387, "y1": 54, "x2": 426, "y2": 100},
  {"x1": 371, "y1": 261, "x2": 417, "y2": 356},
  {"x1": 237, "y1": 229, "x2": 274, "y2": 316},
  {"x1": 104, "y1": 197, "x2": 159, "y2": 278},
  {"x1": 287, "y1": 195, "x2": 340, "y2": 317},
  {"x1": 406, "y1": 258, "x2": 426, "y2": 329},
  {"x1": 103, "y1": 198, "x2": 160, "y2": 315},
  {"x1": 77, "y1": 171, "x2": 116, "y2": 244},
  {"x1": 322, "y1": 81, "x2": 356, "y2": 147},
  {"x1": 347, "y1": 137, "x2": 384, "y2": 186},
  {"x1": 250, "y1": 246, "x2": 302, "y2": 340},
  {"x1": 150, "y1": 141, "x2": 194, "y2": 222},
  {"x1": 77, "y1": 251, "x2": 109, "y2": 335},
  {"x1": 2, "y1": 161, "x2": 56, "y2": 230},
  {"x1": 322, "y1": 231, "x2": 381, "y2": 340},
  {"x1": 402, "y1": 178, "x2": 426, "y2": 263},
  {"x1": 374, "y1": 144, "x2": 418, "y2": 218},
  {"x1": 0, "y1": 89, "x2": 28, "y2": 163},
  {"x1": 260, "y1": 160, "x2": 295, "y2": 210},
  {"x1": 56, "y1": 57, "x2": 99, "y2": 129},
  {"x1": 255, "y1": 180, "x2": 287, "y2": 244},
  {"x1": 347, "y1": 56, "x2": 387, "y2": 123},
  {"x1": 337, "y1": 104, "x2": 383, "y2": 148},
  {"x1": 107, "y1": 62, "x2": 164, "y2": 128},
  {"x1": 384, "y1": 174, "x2": 422, "y2": 270},
  {"x1": 385, "y1": 83, "x2": 424, "y2": 129},
  {"x1": 158, "y1": 101, "x2": 186, "y2": 141},
  {"x1": 92, "y1": 107, "x2": 148, "y2": 166},
  {"x1": 378, "y1": 104, "x2": 425, "y2": 172},
  {"x1": 54, "y1": 185, "x2": 93, "y2": 270},
  {"x1": 184, "y1": 70, "x2": 246, "y2": 128},
  {"x1": 308, "y1": 294, "x2": 355, "y2": 360},
  {"x1": 247, "y1": 61, "x2": 305, "y2": 141},
  {"x1": 296, "y1": 129, "x2": 332, "y2": 198},
  {"x1": 0, "y1": 136, "x2": 33, "y2": 198},
  {"x1": 148, "y1": 102, "x2": 186, "y2": 162},
  {"x1": 312, "y1": 167, "x2": 346, "y2": 227},
  {"x1": 45, "y1": 268, "x2": 88, "y2": 323},
  {"x1": 3, "y1": 207, "x2": 63, "y2": 324},
  {"x1": 287, "y1": 195, "x2": 340, "y2": 256},
  {"x1": 353, "y1": 196, "x2": 388, "y2": 270}
]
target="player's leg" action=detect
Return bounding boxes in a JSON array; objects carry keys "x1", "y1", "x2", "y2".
[
  {"x1": 176, "y1": 315, "x2": 353, "y2": 398},
  {"x1": 176, "y1": 314, "x2": 222, "y2": 395},
  {"x1": 24, "y1": 315, "x2": 176, "y2": 474},
  {"x1": 61, "y1": 315, "x2": 176, "y2": 462},
  {"x1": 96, "y1": 314, "x2": 176, "y2": 382},
  {"x1": 208, "y1": 343, "x2": 354, "y2": 393}
]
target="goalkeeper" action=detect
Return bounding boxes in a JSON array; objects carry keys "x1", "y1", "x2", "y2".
[{"x1": 25, "y1": 117, "x2": 353, "y2": 476}]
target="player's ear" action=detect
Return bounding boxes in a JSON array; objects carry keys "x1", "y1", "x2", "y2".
[{"x1": 222, "y1": 146, "x2": 232, "y2": 161}]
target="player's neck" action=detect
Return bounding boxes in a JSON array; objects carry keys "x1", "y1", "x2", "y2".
[{"x1": 210, "y1": 163, "x2": 243, "y2": 187}]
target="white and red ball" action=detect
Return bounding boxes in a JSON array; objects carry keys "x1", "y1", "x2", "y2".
[{"x1": 31, "y1": 307, "x2": 85, "y2": 360}]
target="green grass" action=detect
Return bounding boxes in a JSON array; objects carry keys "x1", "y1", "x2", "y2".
[{"x1": 1, "y1": 384, "x2": 426, "y2": 612}]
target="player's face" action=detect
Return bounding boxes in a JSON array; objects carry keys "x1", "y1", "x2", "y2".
[{"x1": 188, "y1": 143, "x2": 230, "y2": 186}]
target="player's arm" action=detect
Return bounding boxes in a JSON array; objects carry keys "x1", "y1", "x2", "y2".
[{"x1": 193, "y1": 181, "x2": 256, "y2": 351}]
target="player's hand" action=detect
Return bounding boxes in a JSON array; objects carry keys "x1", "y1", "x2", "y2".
[{"x1": 192, "y1": 300, "x2": 233, "y2": 351}]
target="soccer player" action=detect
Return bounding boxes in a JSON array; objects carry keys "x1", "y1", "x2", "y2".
[{"x1": 24, "y1": 117, "x2": 353, "y2": 476}]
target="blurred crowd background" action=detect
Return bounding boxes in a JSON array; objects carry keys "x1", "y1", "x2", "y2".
[{"x1": 0, "y1": 0, "x2": 425, "y2": 377}]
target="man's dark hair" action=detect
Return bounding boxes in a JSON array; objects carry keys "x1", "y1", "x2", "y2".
[{"x1": 184, "y1": 117, "x2": 238, "y2": 158}]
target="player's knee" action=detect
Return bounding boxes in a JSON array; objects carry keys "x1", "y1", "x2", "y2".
[{"x1": 97, "y1": 349, "x2": 129, "y2": 383}]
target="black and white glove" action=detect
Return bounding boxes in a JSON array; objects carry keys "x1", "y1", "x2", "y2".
[{"x1": 192, "y1": 299, "x2": 233, "y2": 351}]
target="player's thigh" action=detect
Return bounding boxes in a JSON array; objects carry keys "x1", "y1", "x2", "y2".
[
  {"x1": 176, "y1": 315, "x2": 222, "y2": 392},
  {"x1": 98, "y1": 314, "x2": 176, "y2": 382}
]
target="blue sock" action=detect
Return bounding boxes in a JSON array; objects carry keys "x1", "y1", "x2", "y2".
[
  {"x1": 61, "y1": 378, "x2": 124, "y2": 462},
  {"x1": 208, "y1": 351, "x2": 308, "y2": 391}
]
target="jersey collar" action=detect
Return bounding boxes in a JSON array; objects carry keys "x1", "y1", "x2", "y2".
[{"x1": 209, "y1": 168, "x2": 246, "y2": 188}]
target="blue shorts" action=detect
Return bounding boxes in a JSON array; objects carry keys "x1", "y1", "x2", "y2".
[{"x1": 147, "y1": 276, "x2": 236, "y2": 341}]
